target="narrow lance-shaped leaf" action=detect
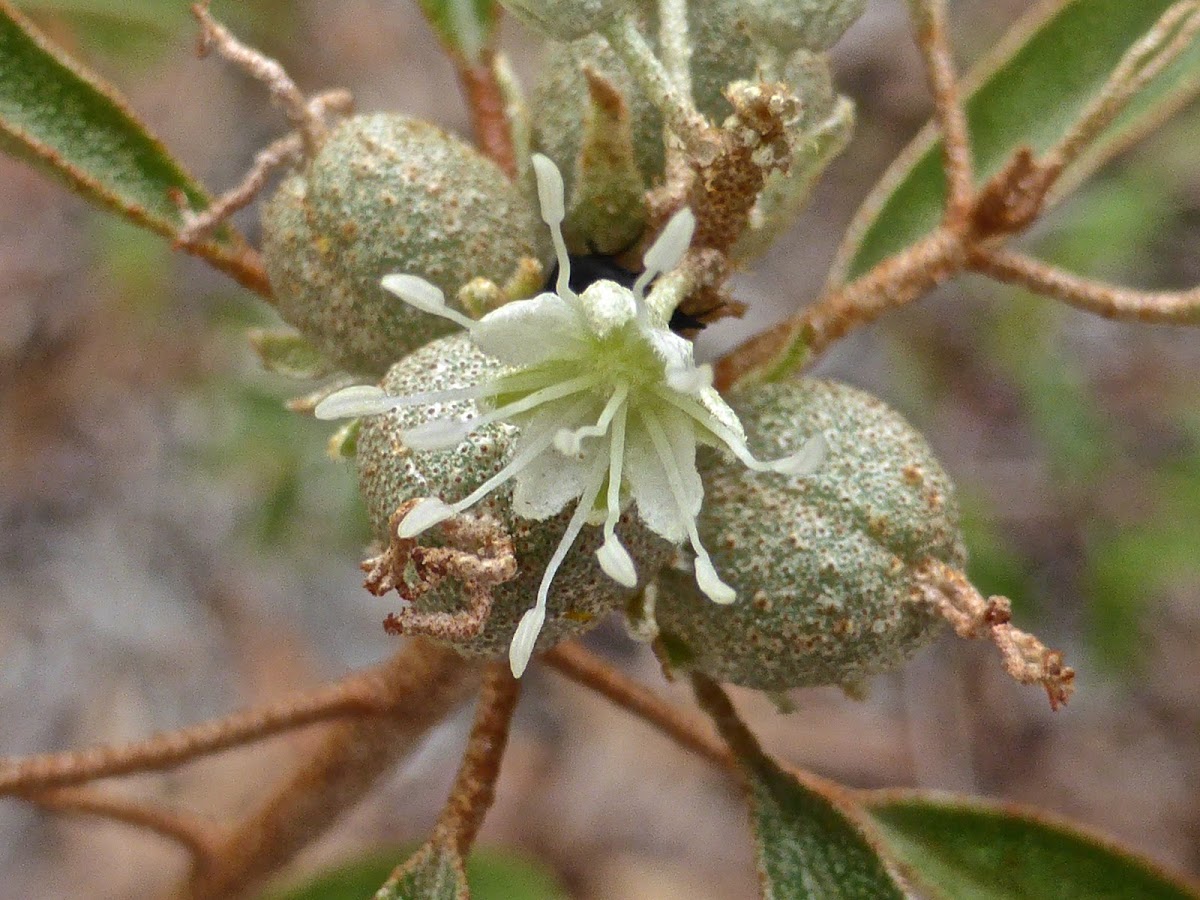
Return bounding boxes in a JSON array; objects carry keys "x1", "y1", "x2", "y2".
[
  {"x1": 744, "y1": 762, "x2": 908, "y2": 899},
  {"x1": 416, "y1": 0, "x2": 499, "y2": 64},
  {"x1": 692, "y1": 676, "x2": 907, "y2": 899},
  {"x1": 864, "y1": 791, "x2": 1200, "y2": 900},
  {"x1": 0, "y1": 0, "x2": 231, "y2": 244},
  {"x1": 267, "y1": 846, "x2": 568, "y2": 900},
  {"x1": 831, "y1": 0, "x2": 1200, "y2": 284}
]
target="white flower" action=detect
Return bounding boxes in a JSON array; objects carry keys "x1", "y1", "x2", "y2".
[{"x1": 316, "y1": 154, "x2": 826, "y2": 677}]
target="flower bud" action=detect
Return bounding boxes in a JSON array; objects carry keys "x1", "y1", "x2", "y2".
[
  {"x1": 356, "y1": 333, "x2": 675, "y2": 660},
  {"x1": 262, "y1": 114, "x2": 545, "y2": 376},
  {"x1": 651, "y1": 380, "x2": 965, "y2": 692}
]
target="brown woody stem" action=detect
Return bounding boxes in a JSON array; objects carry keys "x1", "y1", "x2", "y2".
[
  {"x1": 906, "y1": 0, "x2": 973, "y2": 225},
  {"x1": 915, "y1": 559, "x2": 1076, "y2": 711},
  {"x1": 432, "y1": 662, "x2": 522, "y2": 856},
  {"x1": 177, "y1": 640, "x2": 479, "y2": 900},
  {"x1": 714, "y1": 227, "x2": 964, "y2": 391},
  {"x1": 26, "y1": 787, "x2": 223, "y2": 862},
  {"x1": 0, "y1": 656, "x2": 428, "y2": 794},
  {"x1": 970, "y1": 247, "x2": 1200, "y2": 324}
]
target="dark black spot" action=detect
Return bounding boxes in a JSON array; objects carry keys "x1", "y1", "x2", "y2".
[{"x1": 545, "y1": 254, "x2": 707, "y2": 335}]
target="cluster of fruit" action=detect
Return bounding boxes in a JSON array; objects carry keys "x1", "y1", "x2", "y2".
[{"x1": 259, "y1": 0, "x2": 965, "y2": 690}]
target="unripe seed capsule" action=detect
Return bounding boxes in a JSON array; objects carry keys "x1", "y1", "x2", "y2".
[
  {"x1": 652, "y1": 379, "x2": 965, "y2": 692},
  {"x1": 262, "y1": 114, "x2": 545, "y2": 376}
]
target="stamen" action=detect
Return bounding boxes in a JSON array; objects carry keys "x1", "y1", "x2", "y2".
[
  {"x1": 396, "y1": 498, "x2": 455, "y2": 538},
  {"x1": 653, "y1": 388, "x2": 826, "y2": 476},
  {"x1": 398, "y1": 397, "x2": 593, "y2": 539},
  {"x1": 554, "y1": 382, "x2": 629, "y2": 457},
  {"x1": 641, "y1": 409, "x2": 736, "y2": 605},
  {"x1": 313, "y1": 385, "x2": 389, "y2": 420},
  {"x1": 596, "y1": 403, "x2": 637, "y2": 588},
  {"x1": 404, "y1": 373, "x2": 600, "y2": 450},
  {"x1": 633, "y1": 207, "x2": 696, "y2": 298},
  {"x1": 531, "y1": 153, "x2": 575, "y2": 300},
  {"x1": 510, "y1": 449, "x2": 610, "y2": 677},
  {"x1": 381, "y1": 274, "x2": 478, "y2": 330},
  {"x1": 314, "y1": 383, "x2": 497, "y2": 420}
]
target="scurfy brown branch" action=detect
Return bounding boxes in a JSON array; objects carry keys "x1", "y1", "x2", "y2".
[
  {"x1": 177, "y1": 641, "x2": 479, "y2": 900},
  {"x1": 906, "y1": 0, "x2": 973, "y2": 225},
  {"x1": 431, "y1": 663, "x2": 522, "y2": 856},
  {"x1": 25, "y1": 788, "x2": 222, "y2": 863},
  {"x1": 715, "y1": 2, "x2": 1200, "y2": 391},
  {"x1": 0, "y1": 647, "x2": 450, "y2": 795}
]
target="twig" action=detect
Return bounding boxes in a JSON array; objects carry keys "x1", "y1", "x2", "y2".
[
  {"x1": 177, "y1": 640, "x2": 480, "y2": 900},
  {"x1": 716, "y1": 1, "x2": 1200, "y2": 389},
  {"x1": 174, "y1": 90, "x2": 353, "y2": 248},
  {"x1": 1040, "y1": 1, "x2": 1200, "y2": 186},
  {"x1": 906, "y1": 0, "x2": 973, "y2": 226},
  {"x1": 714, "y1": 227, "x2": 964, "y2": 390},
  {"x1": 603, "y1": 14, "x2": 715, "y2": 164},
  {"x1": 24, "y1": 788, "x2": 222, "y2": 863},
  {"x1": 970, "y1": 247, "x2": 1200, "y2": 324},
  {"x1": 543, "y1": 642, "x2": 732, "y2": 770},
  {"x1": 0, "y1": 657, "x2": 416, "y2": 794},
  {"x1": 688, "y1": 672, "x2": 849, "y2": 800},
  {"x1": 915, "y1": 559, "x2": 1076, "y2": 711},
  {"x1": 430, "y1": 663, "x2": 521, "y2": 855},
  {"x1": 191, "y1": 1, "x2": 326, "y2": 157},
  {"x1": 175, "y1": 134, "x2": 302, "y2": 245},
  {"x1": 657, "y1": 0, "x2": 694, "y2": 102}
]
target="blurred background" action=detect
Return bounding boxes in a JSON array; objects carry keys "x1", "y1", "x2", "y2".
[{"x1": 0, "y1": 0, "x2": 1197, "y2": 897}]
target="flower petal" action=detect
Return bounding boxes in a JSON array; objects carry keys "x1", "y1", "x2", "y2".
[
  {"x1": 624, "y1": 421, "x2": 686, "y2": 543},
  {"x1": 470, "y1": 292, "x2": 587, "y2": 366},
  {"x1": 511, "y1": 408, "x2": 592, "y2": 519}
]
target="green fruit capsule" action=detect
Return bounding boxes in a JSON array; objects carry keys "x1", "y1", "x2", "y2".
[
  {"x1": 530, "y1": 6, "x2": 856, "y2": 258},
  {"x1": 356, "y1": 333, "x2": 675, "y2": 660},
  {"x1": 741, "y1": 0, "x2": 869, "y2": 55},
  {"x1": 651, "y1": 380, "x2": 965, "y2": 693},
  {"x1": 501, "y1": 0, "x2": 626, "y2": 41},
  {"x1": 262, "y1": 114, "x2": 545, "y2": 376}
]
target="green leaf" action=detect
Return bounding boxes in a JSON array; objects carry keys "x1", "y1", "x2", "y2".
[
  {"x1": 865, "y1": 792, "x2": 1200, "y2": 900},
  {"x1": 267, "y1": 846, "x2": 567, "y2": 900},
  {"x1": 744, "y1": 759, "x2": 907, "y2": 899},
  {"x1": 16, "y1": 0, "x2": 186, "y2": 35},
  {"x1": 832, "y1": 0, "x2": 1200, "y2": 284},
  {"x1": 416, "y1": 0, "x2": 498, "y2": 64},
  {"x1": 0, "y1": 0, "x2": 227, "y2": 242}
]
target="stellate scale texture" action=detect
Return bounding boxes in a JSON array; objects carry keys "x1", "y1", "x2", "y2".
[
  {"x1": 500, "y1": 0, "x2": 625, "y2": 41},
  {"x1": 654, "y1": 380, "x2": 965, "y2": 692},
  {"x1": 356, "y1": 334, "x2": 675, "y2": 659},
  {"x1": 740, "y1": 0, "x2": 869, "y2": 54},
  {"x1": 262, "y1": 114, "x2": 544, "y2": 375},
  {"x1": 531, "y1": 3, "x2": 856, "y2": 256}
]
